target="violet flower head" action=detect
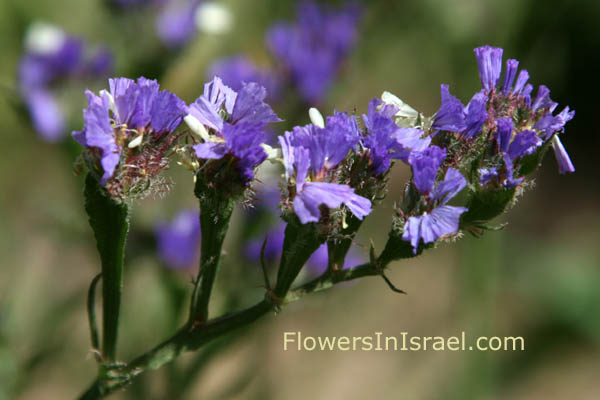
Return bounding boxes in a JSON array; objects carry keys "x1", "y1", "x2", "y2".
[
  {"x1": 433, "y1": 45, "x2": 575, "y2": 177},
  {"x1": 266, "y1": 1, "x2": 361, "y2": 104},
  {"x1": 362, "y1": 98, "x2": 430, "y2": 175},
  {"x1": 403, "y1": 157, "x2": 468, "y2": 254},
  {"x1": 208, "y1": 56, "x2": 279, "y2": 98},
  {"x1": 72, "y1": 77, "x2": 186, "y2": 199},
  {"x1": 186, "y1": 77, "x2": 280, "y2": 186},
  {"x1": 279, "y1": 117, "x2": 371, "y2": 224},
  {"x1": 155, "y1": 209, "x2": 201, "y2": 269},
  {"x1": 19, "y1": 23, "x2": 113, "y2": 141}
]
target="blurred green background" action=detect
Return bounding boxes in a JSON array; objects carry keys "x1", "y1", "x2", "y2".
[{"x1": 1, "y1": 0, "x2": 599, "y2": 399}]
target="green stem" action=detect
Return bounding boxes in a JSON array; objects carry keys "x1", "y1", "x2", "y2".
[
  {"x1": 273, "y1": 220, "x2": 324, "y2": 298},
  {"x1": 189, "y1": 182, "x2": 235, "y2": 323},
  {"x1": 84, "y1": 174, "x2": 130, "y2": 361},
  {"x1": 327, "y1": 215, "x2": 363, "y2": 270},
  {"x1": 76, "y1": 259, "x2": 386, "y2": 399}
]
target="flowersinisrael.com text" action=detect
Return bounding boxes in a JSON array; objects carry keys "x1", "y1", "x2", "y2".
[{"x1": 283, "y1": 331, "x2": 525, "y2": 352}]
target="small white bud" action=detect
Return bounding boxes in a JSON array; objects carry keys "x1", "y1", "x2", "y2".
[
  {"x1": 128, "y1": 133, "x2": 144, "y2": 149},
  {"x1": 308, "y1": 107, "x2": 325, "y2": 128},
  {"x1": 195, "y1": 2, "x2": 233, "y2": 35},
  {"x1": 184, "y1": 114, "x2": 211, "y2": 141}
]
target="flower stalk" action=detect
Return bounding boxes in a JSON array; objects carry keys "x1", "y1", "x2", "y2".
[
  {"x1": 189, "y1": 176, "x2": 235, "y2": 323},
  {"x1": 83, "y1": 173, "x2": 130, "y2": 362}
]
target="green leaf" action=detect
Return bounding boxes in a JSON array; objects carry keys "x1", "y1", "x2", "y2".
[
  {"x1": 518, "y1": 136, "x2": 553, "y2": 176},
  {"x1": 460, "y1": 186, "x2": 515, "y2": 228},
  {"x1": 84, "y1": 173, "x2": 130, "y2": 361}
]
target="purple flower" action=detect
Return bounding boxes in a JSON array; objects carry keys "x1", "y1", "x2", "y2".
[
  {"x1": 534, "y1": 106, "x2": 575, "y2": 140},
  {"x1": 155, "y1": 209, "x2": 201, "y2": 269},
  {"x1": 306, "y1": 242, "x2": 364, "y2": 275},
  {"x1": 481, "y1": 117, "x2": 543, "y2": 187},
  {"x1": 72, "y1": 77, "x2": 186, "y2": 193},
  {"x1": 156, "y1": 0, "x2": 200, "y2": 48},
  {"x1": 187, "y1": 77, "x2": 280, "y2": 185},
  {"x1": 402, "y1": 168, "x2": 468, "y2": 253},
  {"x1": 551, "y1": 136, "x2": 575, "y2": 174},
  {"x1": 479, "y1": 167, "x2": 498, "y2": 186},
  {"x1": 463, "y1": 91, "x2": 488, "y2": 138},
  {"x1": 408, "y1": 146, "x2": 446, "y2": 195},
  {"x1": 362, "y1": 98, "x2": 430, "y2": 174},
  {"x1": 474, "y1": 45, "x2": 503, "y2": 93},
  {"x1": 266, "y1": 1, "x2": 360, "y2": 104},
  {"x1": 437, "y1": 45, "x2": 575, "y2": 178},
  {"x1": 19, "y1": 23, "x2": 113, "y2": 141},
  {"x1": 23, "y1": 89, "x2": 65, "y2": 142},
  {"x1": 279, "y1": 127, "x2": 371, "y2": 224},
  {"x1": 501, "y1": 59, "x2": 519, "y2": 95},
  {"x1": 432, "y1": 85, "x2": 488, "y2": 138},
  {"x1": 208, "y1": 56, "x2": 280, "y2": 98}
]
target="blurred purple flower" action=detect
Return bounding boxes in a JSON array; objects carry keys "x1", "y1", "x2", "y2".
[
  {"x1": 245, "y1": 220, "x2": 364, "y2": 275},
  {"x1": 19, "y1": 23, "x2": 113, "y2": 141},
  {"x1": 23, "y1": 89, "x2": 65, "y2": 142},
  {"x1": 155, "y1": 209, "x2": 201, "y2": 269},
  {"x1": 156, "y1": 0, "x2": 200, "y2": 47},
  {"x1": 266, "y1": 1, "x2": 361, "y2": 104},
  {"x1": 208, "y1": 56, "x2": 280, "y2": 99}
]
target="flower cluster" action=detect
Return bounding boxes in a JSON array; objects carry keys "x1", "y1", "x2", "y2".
[
  {"x1": 267, "y1": 1, "x2": 361, "y2": 104},
  {"x1": 279, "y1": 111, "x2": 371, "y2": 224},
  {"x1": 184, "y1": 76, "x2": 280, "y2": 194},
  {"x1": 19, "y1": 23, "x2": 112, "y2": 141},
  {"x1": 431, "y1": 45, "x2": 575, "y2": 190},
  {"x1": 73, "y1": 77, "x2": 186, "y2": 201}
]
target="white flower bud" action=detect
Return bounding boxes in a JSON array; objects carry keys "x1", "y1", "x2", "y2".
[
  {"x1": 184, "y1": 114, "x2": 211, "y2": 141},
  {"x1": 308, "y1": 107, "x2": 325, "y2": 128}
]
